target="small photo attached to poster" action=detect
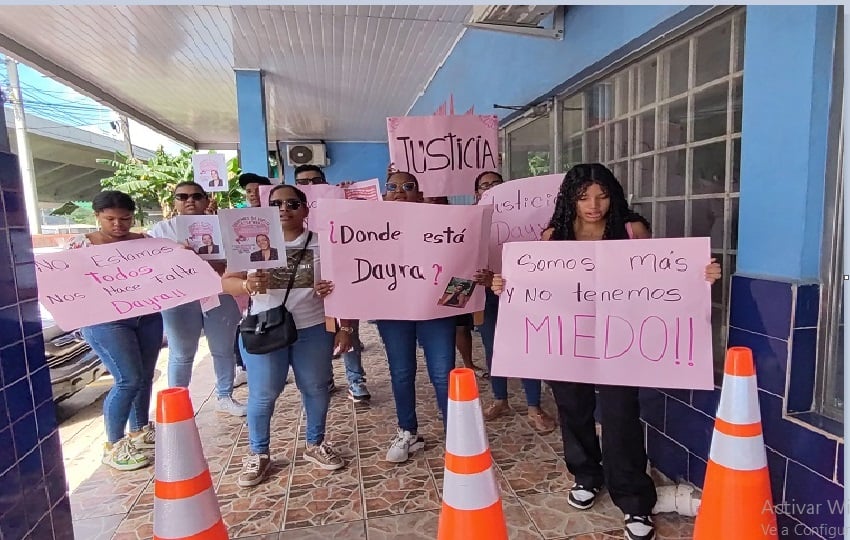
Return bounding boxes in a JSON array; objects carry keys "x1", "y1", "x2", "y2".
[
  {"x1": 343, "y1": 178, "x2": 382, "y2": 201},
  {"x1": 193, "y1": 153, "x2": 228, "y2": 193},
  {"x1": 218, "y1": 207, "x2": 287, "y2": 271},
  {"x1": 174, "y1": 215, "x2": 224, "y2": 260},
  {"x1": 436, "y1": 277, "x2": 477, "y2": 309}
]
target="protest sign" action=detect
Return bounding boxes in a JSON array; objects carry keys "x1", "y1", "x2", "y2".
[
  {"x1": 313, "y1": 199, "x2": 493, "y2": 320},
  {"x1": 174, "y1": 215, "x2": 224, "y2": 260},
  {"x1": 298, "y1": 184, "x2": 345, "y2": 210},
  {"x1": 491, "y1": 238, "x2": 714, "y2": 390},
  {"x1": 386, "y1": 115, "x2": 499, "y2": 198},
  {"x1": 192, "y1": 153, "x2": 228, "y2": 193},
  {"x1": 343, "y1": 178, "x2": 381, "y2": 201},
  {"x1": 35, "y1": 239, "x2": 223, "y2": 331},
  {"x1": 218, "y1": 207, "x2": 287, "y2": 271},
  {"x1": 478, "y1": 173, "x2": 563, "y2": 272}
]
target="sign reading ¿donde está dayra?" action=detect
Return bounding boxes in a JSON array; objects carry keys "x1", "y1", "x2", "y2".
[{"x1": 35, "y1": 238, "x2": 223, "y2": 331}]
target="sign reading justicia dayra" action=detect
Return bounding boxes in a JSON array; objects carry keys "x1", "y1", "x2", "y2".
[
  {"x1": 35, "y1": 238, "x2": 223, "y2": 331},
  {"x1": 491, "y1": 237, "x2": 715, "y2": 390}
]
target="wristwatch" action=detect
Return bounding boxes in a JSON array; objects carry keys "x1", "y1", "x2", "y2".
[{"x1": 338, "y1": 326, "x2": 354, "y2": 334}]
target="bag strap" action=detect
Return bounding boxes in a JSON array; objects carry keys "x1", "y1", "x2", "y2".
[{"x1": 282, "y1": 231, "x2": 313, "y2": 306}]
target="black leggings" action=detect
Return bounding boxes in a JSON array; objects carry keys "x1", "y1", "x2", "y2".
[{"x1": 548, "y1": 381, "x2": 656, "y2": 515}]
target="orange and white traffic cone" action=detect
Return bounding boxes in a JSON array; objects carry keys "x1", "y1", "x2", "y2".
[
  {"x1": 153, "y1": 388, "x2": 228, "y2": 540},
  {"x1": 437, "y1": 368, "x2": 508, "y2": 540},
  {"x1": 693, "y1": 346, "x2": 778, "y2": 539}
]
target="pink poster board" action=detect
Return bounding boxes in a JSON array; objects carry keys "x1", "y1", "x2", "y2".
[
  {"x1": 35, "y1": 239, "x2": 224, "y2": 331},
  {"x1": 192, "y1": 153, "x2": 228, "y2": 193},
  {"x1": 491, "y1": 238, "x2": 714, "y2": 390},
  {"x1": 477, "y1": 173, "x2": 563, "y2": 272},
  {"x1": 313, "y1": 199, "x2": 493, "y2": 321},
  {"x1": 298, "y1": 184, "x2": 346, "y2": 210},
  {"x1": 343, "y1": 179, "x2": 381, "y2": 201},
  {"x1": 217, "y1": 207, "x2": 288, "y2": 271},
  {"x1": 174, "y1": 215, "x2": 225, "y2": 260},
  {"x1": 386, "y1": 115, "x2": 499, "y2": 198}
]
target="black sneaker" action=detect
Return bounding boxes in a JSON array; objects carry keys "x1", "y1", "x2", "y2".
[
  {"x1": 624, "y1": 514, "x2": 655, "y2": 540},
  {"x1": 567, "y1": 484, "x2": 600, "y2": 510}
]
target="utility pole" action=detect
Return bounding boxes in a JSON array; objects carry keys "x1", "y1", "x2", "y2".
[
  {"x1": 4, "y1": 57, "x2": 40, "y2": 234},
  {"x1": 118, "y1": 114, "x2": 135, "y2": 159}
]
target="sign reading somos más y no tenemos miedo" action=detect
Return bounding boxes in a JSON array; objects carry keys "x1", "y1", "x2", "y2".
[
  {"x1": 313, "y1": 199, "x2": 493, "y2": 321},
  {"x1": 34, "y1": 238, "x2": 223, "y2": 331},
  {"x1": 491, "y1": 238, "x2": 715, "y2": 390},
  {"x1": 386, "y1": 115, "x2": 499, "y2": 198}
]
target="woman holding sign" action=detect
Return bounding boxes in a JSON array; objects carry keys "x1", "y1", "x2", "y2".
[
  {"x1": 148, "y1": 181, "x2": 247, "y2": 417},
  {"x1": 493, "y1": 163, "x2": 721, "y2": 540},
  {"x1": 373, "y1": 171, "x2": 458, "y2": 464},
  {"x1": 473, "y1": 171, "x2": 557, "y2": 434},
  {"x1": 221, "y1": 185, "x2": 354, "y2": 487},
  {"x1": 67, "y1": 191, "x2": 162, "y2": 472}
]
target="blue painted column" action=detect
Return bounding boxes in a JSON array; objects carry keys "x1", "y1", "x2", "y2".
[
  {"x1": 235, "y1": 69, "x2": 269, "y2": 177},
  {"x1": 737, "y1": 6, "x2": 838, "y2": 280}
]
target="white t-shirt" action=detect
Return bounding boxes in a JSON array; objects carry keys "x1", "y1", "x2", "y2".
[
  {"x1": 147, "y1": 219, "x2": 179, "y2": 242},
  {"x1": 248, "y1": 230, "x2": 325, "y2": 329}
]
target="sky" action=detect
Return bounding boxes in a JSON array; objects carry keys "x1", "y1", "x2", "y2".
[{"x1": 1, "y1": 53, "x2": 191, "y2": 155}]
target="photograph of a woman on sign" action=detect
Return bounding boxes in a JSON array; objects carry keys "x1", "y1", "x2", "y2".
[
  {"x1": 192, "y1": 153, "x2": 228, "y2": 193},
  {"x1": 208, "y1": 169, "x2": 224, "y2": 189},
  {"x1": 249, "y1": 233, "x2": 279, "y2": 262},
  {"x1": 196, "y1": 233, "x2": 220, "y2": 255},
  {"x1": 436, "y1": 278, "x2": 476, "y2": 309}
]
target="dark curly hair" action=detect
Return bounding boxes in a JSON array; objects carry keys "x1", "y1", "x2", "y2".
[{"x1": 547, "y1": 163, "x2": 651, "y2": 241}]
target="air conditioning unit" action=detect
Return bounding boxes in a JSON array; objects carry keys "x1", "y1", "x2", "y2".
[{"x1": 285, "y1": 143, "x2": 328, "y2": 167}]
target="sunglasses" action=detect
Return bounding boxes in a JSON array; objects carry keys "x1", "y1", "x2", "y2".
[
  {"x1": 270, "y1": 199, "x2": 305, "y2": 211},
  {"x1": 386, "y1": 181, "x2": 418, "y2": 192},
  {"x1": 294, "y1": 176, "x2": 325, "y2": 185},
  {"x1": 174, "y1": 193, "x2": 206, "y2": 201}
]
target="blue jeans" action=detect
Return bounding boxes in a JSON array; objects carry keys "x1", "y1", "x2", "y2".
[
  {"x1": 81, "y1": 314, "x2": 163, "y2": 443},
  {"x1": 341, "y1": 321, "x2": 366, "y2": 384},
  {"x1": 478, "y1": 289, "x2": 542, "y2": 406},
  {"x1": 161, "y1": 294, "x2": 240, "y2": 398},
  {"x1": 239, "y1": 323, "x2": 333, "y2": 452},
  {"x1": 376, "y1": 317, "x2": 456, "y2": 433}
]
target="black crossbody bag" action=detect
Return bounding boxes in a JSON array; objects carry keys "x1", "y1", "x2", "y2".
[{"x1": 239, "y1": 232, "x2": 312, "y2": 355}]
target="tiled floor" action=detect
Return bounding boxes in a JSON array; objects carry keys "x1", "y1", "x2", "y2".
[{"x1": 63, "y1": 323, "x2": 695, "y2": 539}]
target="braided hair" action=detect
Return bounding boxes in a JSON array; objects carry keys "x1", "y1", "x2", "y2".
[{"x1": 547, "y1": 163, "x2": 651, "y2": 241}]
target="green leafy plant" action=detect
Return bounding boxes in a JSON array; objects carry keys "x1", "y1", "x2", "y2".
[{"x1": 97, "y1": 148, "x2": 244, "y2": 223}]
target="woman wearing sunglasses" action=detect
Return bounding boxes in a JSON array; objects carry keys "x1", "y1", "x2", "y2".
[
  {"x1": 221, "y1": 185, "x2": 354, "y2": 487},
  {"x1": 148, "y1": 181, "x2": 247, "y2": 417},
  {"x1": 374, "y1": 171, "x2": 457, "y2": 463}
]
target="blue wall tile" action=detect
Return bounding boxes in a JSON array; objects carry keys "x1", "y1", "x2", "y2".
[
  {"x1": 0, "y1": 233, "x2": 16, "y2": 309},
  {"x1": 837, "y1": 443, "x2": 843, "y2": 485},
  {"x1": 29, "y1": 514, "x2": 53, "y2": 540},
  {"x1": 35, "y1": 401, "x2": 57, "y2": 442},
  {"x1": 0, "y1": 465, "x2": 21, "y2": 517},
  {"x1": 15, "y1": 267, "x2": 38, "y2": 309},
  {"x1": 766, "y1": 447, "x2": 788, "y2": 509},
  {"x1": 5, "y1": 377, "x2": 34, "y2": 424},
  {"x1": 784, "y1": 460, "x2": 844, "y2": 537},
  {"x1": 787, "y1": 328, "x2": 817, "y2": 412},
  {"x1": 0, "y1": 306, "x2": 22, "y2": 354},
  {"x1": 662, "y1": 388, "x2": 691, "y2": 406},
  {"x1": 727, "y1": 327, "x2": 788, "y2": 396},
  {"x1": 8, "y1": 228, "x2": 33, "y2": 265},
  {"x1": 639, "y1": 388, "x2": 665, "y2": 432},
  {"x1": 729, "y1": 276, "x2": 793, "y2": 339},
  {"x1": 0, "y1": 500, "x2": 28, "y2": 540},
  {"x1": 11, "y1": 412, "x2": 37, "y2": 459},
  {"x1": 51, "y1": 495, "x2": 74, "y2": 538},
  {"x1": 690, "y1": 388, "x2": 721, "y2": 417},
  {"x1": 40, "y1": 432, "x2": 62, "y2": 474},
  {"x1": 0, "y1": 341, "x2": 27, "y2": 386},
  {"x1": 664, "y1": 398, "x2": 714, "y2": 460},
  {"x1": 23, "y1": 484, "x2": 51, "y2": 532},
  {"x1": 29, "y1": 365, "x2": 52, "y2": 408},
  {"x1": 25, "y1": 335, "x2": 46, "y2": 375},
  {"x1": 646, "y1": 426, "x2": 688, "y2": 482},
  {"x1": 795, "y1": 284, "x2": 820, "y2": 328},
  {"x1": 0, "y1": 427, "x2": 12, "y2": 474},
  {"x1": 688, "y1": 454, "x2": 706, "y2": 487},
  {"x1": 759, "y1": 391, "x2": 837, "y2": 479},
  {"x1": 1, "y1": 190, "x2": 26, "y2": 229}
]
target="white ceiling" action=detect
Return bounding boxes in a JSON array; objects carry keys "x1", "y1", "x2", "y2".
[{"x1": 0, "y1": 5, "x2": 473, "y2": 147}]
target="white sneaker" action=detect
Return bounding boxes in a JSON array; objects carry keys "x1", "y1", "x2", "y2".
[
  {"x1": 129, "y1": 422, "x2": 155, "y2": 450},
  {"x1": 385, "y1": 428, "x2": 425, "y2": 463},
  {"x1": 233, "y1": 367, "x2": 248, "y2": 388},
  {"x1": 216, "y1": 396, "x2": 247, "y2": 416}
]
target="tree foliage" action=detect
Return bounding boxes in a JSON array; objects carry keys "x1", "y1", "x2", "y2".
[{"x1": 97, "y1": 147, "x2": 244, "y2": 223}]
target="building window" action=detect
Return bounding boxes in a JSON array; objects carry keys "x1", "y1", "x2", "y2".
[
  {"x1": 506, "y1": 113, "x2": 552, "y2": 179},
  {"x1": 817, "y1": 13, "x2": 844, "y2": 422},
  {"x1": 526, "y1": 10, "x2": 745, "y2": 372}
]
